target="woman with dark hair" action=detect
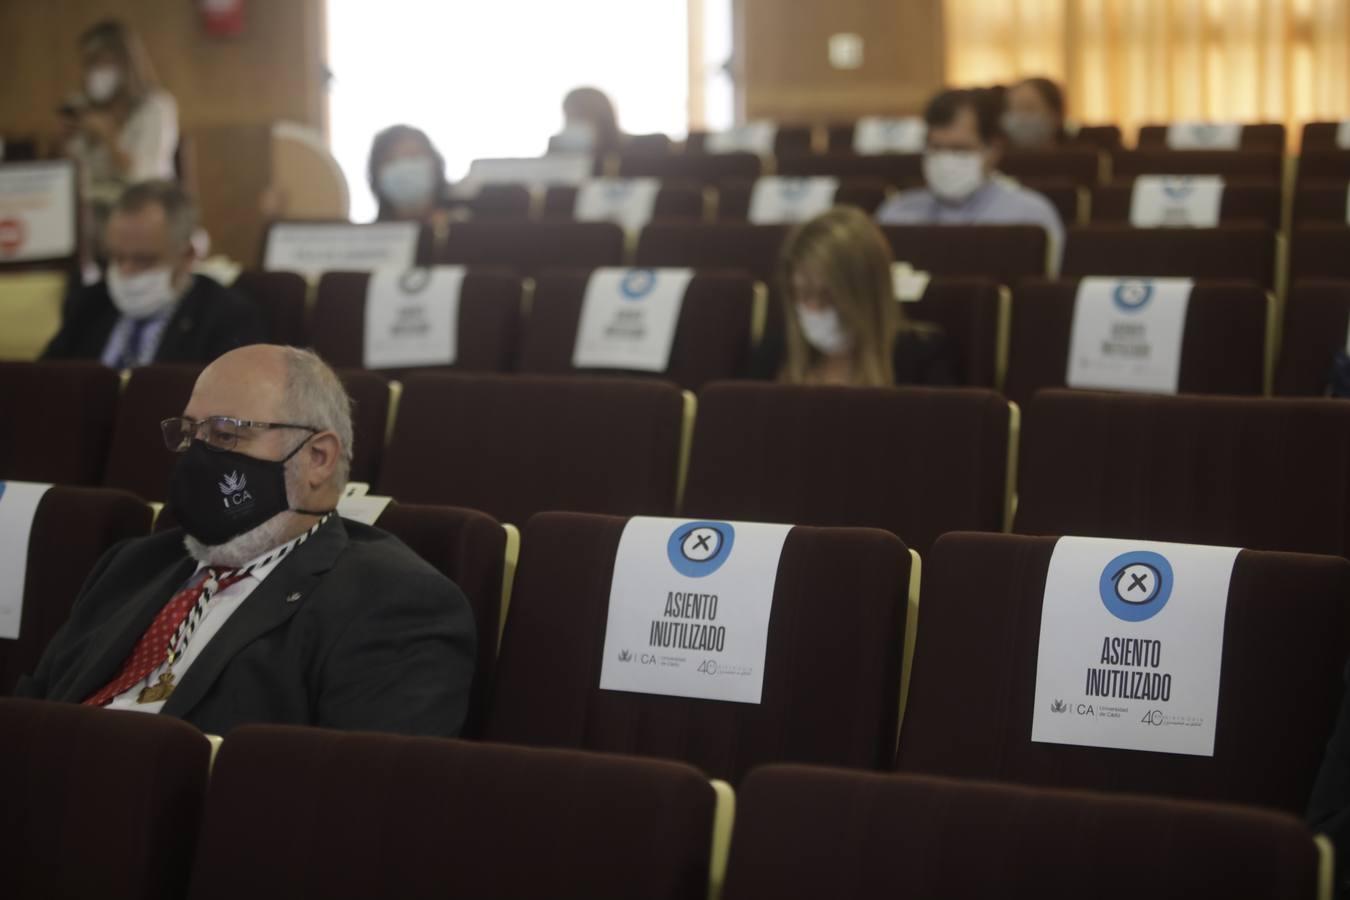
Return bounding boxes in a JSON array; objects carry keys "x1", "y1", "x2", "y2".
[
  {"x1": 64, "y1": 20, "x2": 179, "y2": 229},
  {"x1": 549, "y1": 86, "x2": 625, "y2": 157},
  {"x1": 1003, "y1": 77, "x2": 1067, "y2": 148},
  {"x1": 367, "y1": 125, "x2": 452, "y2": 229}
]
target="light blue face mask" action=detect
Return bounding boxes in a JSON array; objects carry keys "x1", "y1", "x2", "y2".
[
  {"x1": 377, "y1": 156, "x2": 438, "y2": 210},
  {"x1": 796, "y1": 304, "x2": 852, "y2": 356},
  {"x1": 552, "y1": 121, "x2": 597, "y2": 153}
]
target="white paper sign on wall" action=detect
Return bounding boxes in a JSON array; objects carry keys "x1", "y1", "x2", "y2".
[{"x1": 0, "y1": 162, "x2": 77, "y2": 263}]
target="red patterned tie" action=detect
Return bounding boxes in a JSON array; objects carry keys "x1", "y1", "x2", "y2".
[{"x1": 83, "y1": 567, "x2": 244, "y2": 707}]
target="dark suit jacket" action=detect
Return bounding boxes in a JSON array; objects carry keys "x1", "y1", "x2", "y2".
[
  {"x1": 16, "y1": 517, "x2": 477, "y2": 738},
  {"x1": 42, "y1": 273, "x2": 266, "y2": 364},
  {"x1": 749, "y1": 324, "x2": 959, "y2": 386}
]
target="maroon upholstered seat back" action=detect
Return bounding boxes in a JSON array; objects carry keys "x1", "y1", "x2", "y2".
[
  {"x1": 1, "y1": 486, "x2": 151, "y2": 694},
  {"x1": 1293, "y1": 185, "x2": 1350, "y2": 224},
  {"x1": 617, "y1": 151, "x2": 761, "y2": 185},
  {"x1": 379, "y1": 374, "x2": 684, "y2": 523},
  {"x1": 896, "y1": 532, "x2": 1350, "y2": 812},
  {"x1": 905, "y1": 277, "x2": 1002, "y2": 388},
  {"x1": 232, "y1": 270, "x2": 307, "y2": 346},
  {"x1": 1, "y1": 698, "x2": 210, "y2": 900},
  {"x1": 1274, "y1": 280, "x2": 1350, "y2": 396},
  {"x1": 882, "y1": 224, "x2": 1050, "y2": 281},
  {"x1": 683, "y1": 383, "x2": 1010, "y2": 556},
  {"x1": 1004, "y1": 279, "x2": 1267, "y2": 408},
  {"x1": 436, "y1": 222, "x2": 624, "y2": 278},
  {"x1": 1090, "y1": 182, "x2": 1282, "y2": 229},
  {"x1": 1016, "y1": 390, "x2": 1350, "y2": 556},
  {"x1": 486, "y1": 512, "x2": 910, "y2": 783},
  {"x1": 520, "y1": 271, "x2": 755, "y2": 390},
  {"x1": 1003, "y1": 147, "x2": 1102, "y2": 185},
  {"x1": 724, "y1": 766, "x2": 1320, "y2": 900},
  {"x1": 1062, "y1": 225, "x2": 1276, "y2": 287},
  {"x1": 310, "y1": 270, "x2": 522, "y2": 373},
  {"x1": 101, "y1": 363, "x2": 199, "y2": 502},
  {"x1": 1111, "y1": 149, "x2": 1284, "y2": 180},
  {"x1": 1136, "y1": 123, "x2": 1286, "y2": 151},
  {"x1": 1297, "y1": 151, "x2": 1350, "y2": 186},
  {"x1": 777, "y1": 152, "x2": 923, "y2": 183},
  {"x1": 187, "y1": 726, "x2": 715, "y2": 900},
  {"x1": 374, "y1": 502, "x2": 505, "y2": 738},
  {"x1": 0, "y1": 361, "x2": 120, "y2": 485},
  {"x1": 635, "y1": 222, "x2": 790, "y2": 283},
  {"x1": 1291, "y1": 225, "x2": 1350, "y2": 282}
]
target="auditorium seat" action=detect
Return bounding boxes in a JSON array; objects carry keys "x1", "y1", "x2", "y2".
[
  {"x1": 723, "y1": 766, "x2": 1324, "y2": 900},
  {"x1": 1274, "y1": 280, "x2": 1350, "y2": 396},
  {"x1": 1111, "y1": 149, "x2": 1284, "y2": 181},
  {"x1": 0, "y1": 361, "x2": 119, "y2": 485},
  {"x1": 519, "y1": 271, "x2": 756, "y2": 390},
  {"x1": 897, "y1": 532, "x2": 1350, "y2": 813},
  {"x1": 542, "y1": 183, "x2": 704, "y2": 223},
  {"x1": 102, "y1": 365, "x2": 391, "y2": 501},
  {"x1": 902, "y1": 277, "x2": 1004, "y2": 389},
  {"x1": 1003, "y1": 279, "x2": 1267, "y2": 408},
  {"x1": 1297, "y1": 150, "x2": 1350, "y2": 187},
  {"x1": 1, "y1": 697, "x2": 210, "y2": 900},
  {"x1": 1017, "y1": 178, "x2": 1082, "y2": 227},
  {"x1": 486, "y1": 512, "x2": 913, "y2": 783},
  {"x1": 686, "y1": 125, "x2": 813, "y2": 156},
  {"x1": 682, "y1": 383, "x2": 1013, "y2": 555},
  {"x1": 635, "y1": 222, "x2": 790, "y2": 284},
  {"x1": 187, "y1": 726, "x2": 720, "y2": 900},
  {"x1": 260, "y1": 220, "x2": 436, "y2": 272},
  {"x1": 617, "y1": 152, "x2": 761, "y2": 185},
  {"x1": 1290, "y1": 224, "x2": 1350, "y2": 282},
  {"x1": 379, "y1": 374, "x2": 686, "y2": 523},
  {"x1": 714, "y1": 178, "x2": 888, "y2": 222},
  {"x1": 232, "y1": 270, "x2": 308, "y2": 346},
  {"x1": 1091, "y1": 182, "x2": 1282, "y2": 229},
  {"x1": 373, "y1": 503, "x2": 508, "y2": 738},
  {"x1": 464, "y1": 183, "x2": 532, "y2": 220},
  {"x1": 1061, "y1": 225, "x2": 1276, "y2": 287},
  {"x1": 310, "y1": 270, "x2": 522, "y2": 373},
  {"x1": 1292, "y1": 184, "x2": 1350, "y2": 223},
  {"x1": 0, "y1": 486, "x2": 152, "y2": 695},
  {"x1": 1002, "y1": 147, "x2": 1102, "y2": 186},
  {"x1": 1301, "y1": 122, "x2": 1349, "y2": 150},
  {"x1": 1017, "y1": 390, "x2": 1350, "y2": 556},
  {"x1": 882, "y1": 225, "x2": 1051, "y2": 282},
  {"x1": 1071, "y1": 124, "x2": 1124, "y2": 150},
  {"x1": 437, "y1": 222, "x2": 625, "y2": 277},
  {"x1": 776, "y1": 152, "x2": 922, "y2": 184},
  {"x1": 1137, "y1": 123, "x2": 1286, "y2": 151}
]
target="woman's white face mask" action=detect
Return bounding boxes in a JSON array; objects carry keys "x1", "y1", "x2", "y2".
[
  {"x1": 796, "y1": 304, "x2": 852, "y2": 356},
  {"x1": 923, "y1": 149, "x2": 986, "y2": 203},
  {"x1": 85, "y1": 66, "x2": 121, "y2": 103},
  {"x1": 377, "y1": 156, "x2": 438, "y2": 210},
  {"x1": 553, "y1": 121, "x2": 597, "y2": 153}
]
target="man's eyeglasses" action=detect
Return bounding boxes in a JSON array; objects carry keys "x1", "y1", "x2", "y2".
[{"x1": 160, "y1": 416, "x2": 319, "y2": 453}]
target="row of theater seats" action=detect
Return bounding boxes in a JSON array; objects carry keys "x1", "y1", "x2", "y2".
[
  {"x1": 264, "y1": 220, "x2": 1345, "y2": 291},
  {"x1": 9, "y1": 366, "x2": 1350, "y2": 561},
  {"x1": 205, "y1": 269, "x2": 1350, "y2": 397},
  {"x1": 6, "y1": 698, "x2": 1329, "y2": 900}
]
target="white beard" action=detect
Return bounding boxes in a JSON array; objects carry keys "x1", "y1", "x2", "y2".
[{"x1": 182, "y1": 456, "x2": 306, "y2": 568}]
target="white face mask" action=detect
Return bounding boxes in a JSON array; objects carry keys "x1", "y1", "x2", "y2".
[
  {"x1": 553, "y1": 121, "x2": 597, "y2": 153},
  {"x1": 377, "y1": 156, "x2": 438, "y2": 211},
  {"x1": 85, "y1": 66, "x2": 121, "y2": 103},
  {"x1": 923, "y1": 150, "x2": 986, "y2": 203},
  {"x1": 796, "y1": 304, "x2": 852, "y2": 356},
  {"x1": 108, "y1": 266, "x2": 179, "y2": 319},
  {"x1": 1002, "y1": 111, "x2": 1055, "y2": 147}
]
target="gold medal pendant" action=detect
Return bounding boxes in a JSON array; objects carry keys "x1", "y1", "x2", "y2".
[{"x1": 136, "y1": 672, "x2": 176, "y2": 704}]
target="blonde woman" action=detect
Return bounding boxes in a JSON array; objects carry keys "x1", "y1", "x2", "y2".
[{"x1": 751, "y1": 207, "x2": 956, "y2": 387}]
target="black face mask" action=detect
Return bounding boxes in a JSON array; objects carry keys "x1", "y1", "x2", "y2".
[{"x1": 168, "y1": 438, "x2": 333, "y2": 546}]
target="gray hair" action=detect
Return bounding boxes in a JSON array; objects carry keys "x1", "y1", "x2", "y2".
[
  {"x1": 113, "y1": 179, "x2": 198, "y2": 250},
  {"x1": 277, "y1": 347, "x2": 354, "y2": 488}
]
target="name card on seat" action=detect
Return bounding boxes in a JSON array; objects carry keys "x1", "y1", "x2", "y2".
[
  {"x1": 1067, "y1": 277, "x2": 1193, "y2": 394},
  {"x1": 748, "y1": 176, "x2": 839, "y2": 224},
  {"x1": 1337, "y1": 121, "x2": 1350, "y2": 150},
  {"x1": 0, "y1": 481, "x2": 53, "y2": 639},
  {"x1": 574, "y1": 178, "x2": 662, "y2": 231},
  {"x1": 1129, "y1": 176, "x2": 1225, "y2": 227},
  {"x1": 599, "y1": 516, "x2": 792, "y2": 704},
  {"x1": 573, "y1": 267, "x2": 694, "y2": 372},
  {"x1": 1032, "y1": 536, "x2": 1238, "y2": 757},
  {"x1": 853, "y1": 116, "x2": 927, "y2": 154},
  {"x1": 363, "y1": 266, "x2": 466, "y2": 369},
  {"x1": 705, "y1": 122, "x2": 778, "y2": 156},
  {"x1": 263, "y1": 222, "x2": 420, "y2": 278},
  {"x1": 0, "y1": 162, "x2": 77, "y2": 263},
  {"x1": 1165, "y1": 122, "x2": 1243, "y2": 150},
  {"x1": 891, "y1": 262, "x2": 931, "y2": 302},
  {"x1": 455, "y1": 155, "x2": 593, "y2": 198}
]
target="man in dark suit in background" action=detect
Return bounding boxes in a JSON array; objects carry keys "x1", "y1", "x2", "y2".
[
  {"x1": 17, "y1": 344, "x2": 476, "y2": 737},
  {"x1": 42, "y1": 179, "x2": 263, "y2": 367}
]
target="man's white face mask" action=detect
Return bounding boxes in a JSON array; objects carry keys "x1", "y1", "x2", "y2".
[
  {"x1": 796, "y1": 304, "x2": 852, "y2": 356},
  {"x1": 108, "y1": 266, "x2": 179, "y2": 319},
  {"x1": 923, "y1": 149, "x2": 986, "y2": 203}
]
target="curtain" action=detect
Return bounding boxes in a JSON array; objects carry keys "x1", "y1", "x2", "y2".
[{"x1": 943, "y1": 0, "x2": 1350, "y2": 145}]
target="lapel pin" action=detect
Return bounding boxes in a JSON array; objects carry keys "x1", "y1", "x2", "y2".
[{"x1": 286, "y1": 592, "x2": 302, "y2": 603}]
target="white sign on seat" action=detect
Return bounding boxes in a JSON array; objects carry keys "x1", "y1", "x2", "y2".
[
  {"x1": 599, "y1": 516, "x2": 792, "y2": 704},
  {"x1": 1337, "y1": 121, "x2": 1350, "y2": 150},
  {"x1": 1128, "y1": 175, "x2": 1225, "y2": 227},
  {"x1": 572, "y1": 267, "x2": 694, "y2": 372},
  {"x1": 704, "y1": 122, "x2": 778, "y2": 156},
  {"x1": 0, "y1": 162, "x2": 77, "y2": 264},
  {"x1": 1067, "y1": 277, "x2": 1194, "y2": 394},
  {"x1": 0, "y1": 481, "x2": 53, "y2": 640},
  {"x1": 574, "y1": 178, "x2": 662, "y2": 231},
  {"x1": 853, "y1": 117, "x2": 927, "y2": 154},
  {"x1": 891, "y1": 262, "x2": 931, "y2": 302},
  {"x1": 1165, "y1": 122, "x2": 1243, "y2": 150},
  {"x1": 455, "y1": 155, "x2": 594, "y2": 198},
  {"x1": 747, "y1": 176, "x2": 839, "y2": 224},
  {"x1": 263, "y1": 222, "x2": 420, "y2": 278},
  {"x1": 1031, "y1": 536, "x2": 1238, "y2": 757},
  {"x1": 362, "y1": 266, "x2": 466, "y2": 369}
]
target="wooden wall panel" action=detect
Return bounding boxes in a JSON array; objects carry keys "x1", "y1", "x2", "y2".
[{"x1": 737, "y1": 0, "x2": 946, "y2": 123}]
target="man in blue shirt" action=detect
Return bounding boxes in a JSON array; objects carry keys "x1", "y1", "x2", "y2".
[
  {"x1": 43, "y1": 180, "x2": 263, "y2": 367},
  {"x1": 877, "y1": 89, "x2": 1064, "y2": 272}
]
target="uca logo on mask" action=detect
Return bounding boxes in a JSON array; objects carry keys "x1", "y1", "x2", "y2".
[{"x1": 218, "y1": 471, "x2": 253, "y2": 508}]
